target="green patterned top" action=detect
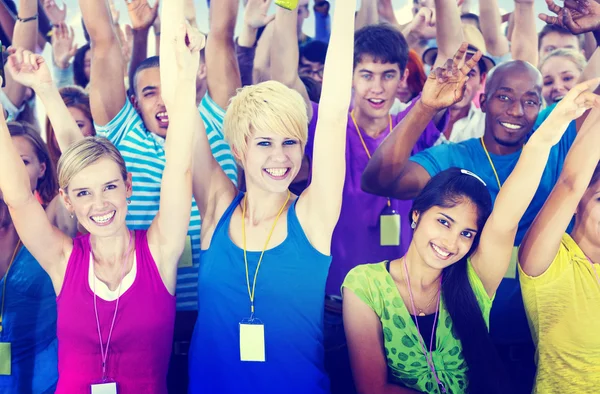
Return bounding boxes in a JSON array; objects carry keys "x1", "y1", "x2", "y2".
[{"x1": 342, "y1": 260, "x2": 493, "y2": 394}]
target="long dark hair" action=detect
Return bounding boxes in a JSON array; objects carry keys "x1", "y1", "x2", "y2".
[
  {"x1": 411, "y1": 168, "x2": 507, "y2": 394},
  {"x1": 73, "y1": 44, "x2": 91, "y2": 88}
]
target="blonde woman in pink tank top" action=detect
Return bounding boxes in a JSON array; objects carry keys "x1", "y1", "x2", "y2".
[{"x1": 0, "y1": 20, "x2": 204, "y2": 394}]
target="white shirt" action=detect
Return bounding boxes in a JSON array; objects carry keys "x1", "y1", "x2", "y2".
[{"x1": 435, "y1": 103, "x2": 486, "y2": 145}]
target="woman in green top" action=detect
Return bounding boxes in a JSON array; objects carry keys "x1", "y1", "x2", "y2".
[{"x1": 342, "y1": 44, "x2": 600, "y2": 394}]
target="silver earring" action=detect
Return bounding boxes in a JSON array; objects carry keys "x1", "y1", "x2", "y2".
[
  {"x1": 411, "y1": 221, "x2": 416, "y2": 229},
  {"x1": 70, "y1": 213, "x2": 74, "y2": 219},
  {"x1": 127, "y1": 199, "x2": 131, "y2": 205}
]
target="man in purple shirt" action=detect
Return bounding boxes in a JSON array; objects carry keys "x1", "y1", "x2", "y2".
[{"x1": 271, "y1": 6, "x2": 455, "y2": 394}]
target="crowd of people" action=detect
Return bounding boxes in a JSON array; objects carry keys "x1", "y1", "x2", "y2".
[{"x1": 0, "y1": 0, "x2": 599, "y2": 393}]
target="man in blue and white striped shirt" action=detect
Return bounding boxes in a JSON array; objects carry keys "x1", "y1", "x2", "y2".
[{"x1": 79, "y1": 0, "x2": 240, "y2": 388}]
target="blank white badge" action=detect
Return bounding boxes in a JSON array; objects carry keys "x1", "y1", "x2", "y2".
[{"x1": 91, "y1": 382, "x2": 117, "y2": 394}]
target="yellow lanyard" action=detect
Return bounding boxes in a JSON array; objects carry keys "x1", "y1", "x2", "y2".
[
  {"x1": 480, "y1": 137, "x2": 502, "y2": 189},
  {"x1": 241, "y1": 191, "x2": 291, "y2": 317},
  {"x1": 0, "y1": 240, "x2": 22, "y2": 333},
  {"x1": 351, "y1": 111, "x2": 393, "y2": 207}
]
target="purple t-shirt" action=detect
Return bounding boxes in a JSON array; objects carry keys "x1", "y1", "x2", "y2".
[{"x1": 304, "y1": 98, "x2": 447, "y2": 295}]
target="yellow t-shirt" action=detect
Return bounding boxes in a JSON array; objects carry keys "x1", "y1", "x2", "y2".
[{"x1": 519, "y1": 234, "x2": 600, "y2": 394}]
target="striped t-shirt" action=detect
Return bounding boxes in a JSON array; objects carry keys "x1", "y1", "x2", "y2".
[{"x1": 95, "y1": 94, "x2": 238, "y2": 310}]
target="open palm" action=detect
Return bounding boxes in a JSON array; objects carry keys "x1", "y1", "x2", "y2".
[
  {"x1": 421, "y1": 43, "x2": 482, "y2": 111},
  {"x1": 126, "y1": 0, "x2": 159, "y2": 30},
  {"x1": 244, "y1": 0, "x2": 275, "y2": 29}
]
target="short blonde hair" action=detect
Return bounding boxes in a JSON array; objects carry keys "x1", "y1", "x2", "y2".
[
  {"x1": 57, "y1": 137, "x2": 128, "y2": 191},
  {"x1": 223, "y1": 81, "x2": 308, "y2": 163},
  {"x1": 539, "y1": 48, "x2": 587, "y2": 73}
]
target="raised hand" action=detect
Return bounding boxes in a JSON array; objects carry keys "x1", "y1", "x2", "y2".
[
  {"x1": 6, "y1": 48, "x2": 53, "y2": 90},
  {"x1": 125, "y1": 0, "x2": 159, "y2": 31},
  {"x1": 244, "y1": 0, "x2": 275, "y2": 29},
  {"x1": 539, "y1": 0, "x2": 600, "y2": 34},
  {"x1": 42, "y1": 0, "x2": 67, "y2": 25},
  {"x1": 175, "y1": 23, "x2": 205, "y2": 80},
  {"x1": 408, "y1": 7, "x2": 436, "y2": 40},
  {"x1": 109, "y1": 0, "x2": 121, "y2": 25},
  {"x1": 421, "y1": 43, "x2": 483, "y2": 111},
  {"x1": 547, "y1": 78, "x2": 600, "y2": 131},
  {"x1": 51, "y1": 23, "x2": 77, "y2": 70}
]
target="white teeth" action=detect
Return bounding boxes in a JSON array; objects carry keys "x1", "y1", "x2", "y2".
[
  {"x1": 265, "y1": 168, "x2": 288, "y2": 177},
  {"x1": 91, "y1": 211, "x2": 115, "y2": 224},
  {"x1": 369, "y1": 99, "x2": 384, "y2": 104},
  {"x1": 500, "y1": 122, "x2": 522, "y2": 130},
  {"x1": 553, "y1": 96, "x2": 564, "y2": 102},
  {"x1": 156, "y1": 112, "x2": 168, "y2": 119},
  {"x1": 432, "y1": 243, "x2": 450, "y2": 257}
]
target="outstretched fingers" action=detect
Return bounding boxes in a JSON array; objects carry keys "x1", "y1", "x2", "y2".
[{"x1": 460, "y1": 50, "x2": 483, "y2": 77}]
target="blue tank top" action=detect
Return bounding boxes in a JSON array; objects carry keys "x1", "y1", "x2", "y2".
[
  {"x1": 189, "y1": 193, "x2": 331, "y2": 394},
  {"x1": 0, "y1": 246, "x2": 58, "y2": 394}
]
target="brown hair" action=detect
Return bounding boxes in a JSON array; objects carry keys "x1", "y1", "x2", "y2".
[
  {"x1": 45, "y1": 86, "x2": 95, "y2": 170},
  {"x1": 405, "y1": 50, "x2": 427, "y2": 101},
  {"x1": 8, "y1": 122, "x2": 58, "y2": 204}
]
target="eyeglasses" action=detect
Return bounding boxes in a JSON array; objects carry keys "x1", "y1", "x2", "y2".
[{"x1": 299, "y1": 67, "x2": 324, "y2": 79}]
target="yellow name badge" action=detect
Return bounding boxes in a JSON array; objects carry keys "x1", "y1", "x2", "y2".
[
  {"x1": 0, "y1": 342, "x2": 11, "y2": 375},
  {"x1": 177, "y1": 236, "x2": 193, "y2": 269},
  {"x1": 239, "y1": 321, "x2": 265, "y2": 362},
  {"x1": 380, "y1": 214, "x2": 401, "y2": 246}
]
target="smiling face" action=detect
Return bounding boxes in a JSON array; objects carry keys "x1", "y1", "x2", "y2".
[
  {"x1": 353, "y1": 56, "x2": 402, "y2": 119},
  {"x1": 242, "y1": 131, "x2": 303, "y2": 194},
  {"x1": 411, "y1": 200, "x2": 480, "y2": 270},
  {"x1": 61, "y1": 158, "x2": 132, "y2": 237},
  {"x1": 541, "y1": 56, "x2": 582, "y2": 105},
  {"x1": 134, "y1": 66, "x2": 168, "y2": 138},
  {"x1": 481, "y1": 62, "x2": 542, "y2": 150}
]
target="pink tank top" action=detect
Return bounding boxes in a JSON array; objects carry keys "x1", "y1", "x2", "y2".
[{"x1": 56, "y1": 230, "x2": 175, "y2": 394}]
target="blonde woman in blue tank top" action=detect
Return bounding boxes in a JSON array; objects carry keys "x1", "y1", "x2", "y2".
[{"x1": 186, "y1": 1, "x2": 356, "y2": 393}]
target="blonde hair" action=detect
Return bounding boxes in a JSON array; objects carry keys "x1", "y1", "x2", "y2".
[
  {"x1": 57, "y1": 137, "x2": 128, "y2": 191},
  {"x1": 223, "y1": 81, "x2": 308, "y2": 163},
  {"x1": 539, "y1": 48, "x2": 587, "y2": 73}
]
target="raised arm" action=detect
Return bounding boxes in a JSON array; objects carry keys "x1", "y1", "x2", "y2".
[
  {"x1": 361, "y1": 45, "x2": 481, "y2": 199},
  {"x1": 295, "y1": 0, "x2": 356, "y2": 254},
  {"x1": 355, "y1": 0, "x2": 377, "y2": 31},
  {"x1": 4, "y1": 0, "x2": 38, "y2": 109},
  {"x1": 126, "y1": 0, "x2": 159, "y2": 88},
  {"x1": 205, "y1": 0, "x2": 241, "y2": 109},
  {"x1": 7, "y1": 48, "x2": 82, "y2": 151},
  {"x1": 432, "y1": 0, "x2": 465, "y2": 68},
  {"x1": 473, "y1": 79, "x2": 600, "y2": 296},
  {"x1": 79, "y1": 0, "x2": 126, "y2": 125},
  {"x1": 0, "y1": 90, "x2": 71, "y2": 287},
  {"x1": 149, "y1": 24, "x2": 203, "y2": 287},
  {"x1": 271, "y1": 6, "x2": 312, "y2": 119},
  {"x1": 238, "y1": 0, "x2": 275, "y2": 87},
  {"x1": 519, "y1": 94, "x2": 600, "y2": 277},
  {"x1": 478, "y1": 0, "x2": 510, "y2": 58},
  {"x1": 511, "y1": 0, "x2": 538, "y2": 65}
]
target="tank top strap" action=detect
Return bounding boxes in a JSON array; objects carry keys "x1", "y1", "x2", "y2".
[
  {"x1": 57, "y1": 233, "x2": 91, "y2": 300},
  {"x1": 212, "y1": 192, "x2": 244, "y2": 239},
  {"x1": 284, "y1": 197, "x2": 316, "y2": 251}
]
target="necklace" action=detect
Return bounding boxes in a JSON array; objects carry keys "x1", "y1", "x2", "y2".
[{"x1": 400, "y1": 259, "x2": 440, "y2": 316}]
